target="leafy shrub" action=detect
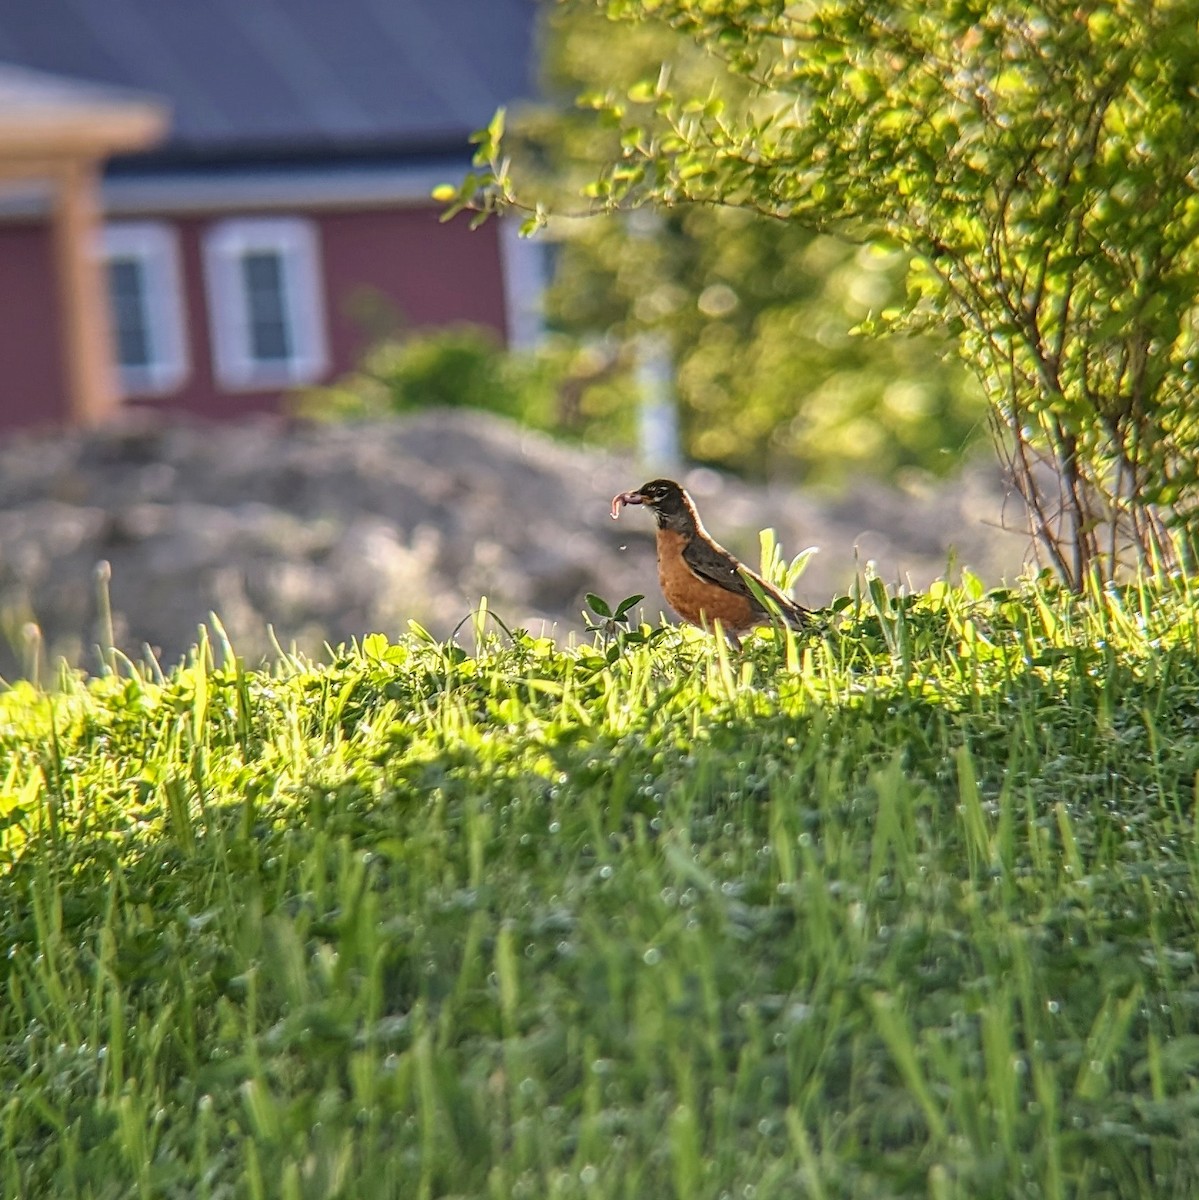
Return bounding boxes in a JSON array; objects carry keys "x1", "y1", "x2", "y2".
[{"x1": 296, "y1": 324, "x2": 639, "y2": 447}]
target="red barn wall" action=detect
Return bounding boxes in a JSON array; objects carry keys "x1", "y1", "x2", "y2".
[
  {"x1": 0, "y1": 221, "x2": 69, "y2": 433},
  {"x1": 0, "y1": 204, "x2": 508, "y2": 433},
  {"x1": 132, "y1": 205, "x2": 507, "y2": 422},
  {"x1": 322, "y1": 206, "x2": 509, "y2": 357}
]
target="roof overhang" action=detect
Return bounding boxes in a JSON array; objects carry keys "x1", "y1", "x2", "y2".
[
  {"x1": 0, "y1": 62, "x2": 167, "y2": 178},
  {"x1": 102, "y1": 161, "x2": 455, "y2": 215},
  {"x1": 0, "y1": 159, "x2": 464, "y2": 219}
]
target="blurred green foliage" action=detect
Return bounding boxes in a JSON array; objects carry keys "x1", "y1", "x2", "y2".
[
  {"x1": 298, "y1": 325, "x2": 538, "y2": 421},
  {"x1": 510, "y1": 2, "x2": 985, "y2": 487},
  {"x1": 295, "y1": 323, "x2": 639, "y2": 447},
  {"x1": 545, "y1": 203, "x2": 984, "y2": 486}
]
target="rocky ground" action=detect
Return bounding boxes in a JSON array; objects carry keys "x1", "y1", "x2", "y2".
[{"x1": 0, "y1": 408, "x2": 1035, "y2": 678}]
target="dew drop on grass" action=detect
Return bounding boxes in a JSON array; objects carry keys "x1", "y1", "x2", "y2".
[
  {"x1": 643, "y1": 947, "x2": 662, "y2": 966},
  {"x1": 785, "y1": 1002, "x2": 812, "y2": 1025},
  {"x1": 580, "y1": 1165, "x2": 599, "y2": 1186},
  {"x1": 548, "y1": 820, "x2": 561, "y2": 834},
  {"x1": 598, "y1": 865, "x2": 613, "y2": 879}
]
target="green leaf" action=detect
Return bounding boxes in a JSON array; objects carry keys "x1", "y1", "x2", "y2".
[
  {"x1": 613, "y1": 594, "x2": 645, "y2": 619},
  {"x1": 585, "y1": 593, "x2": 613, "y2": 619}
]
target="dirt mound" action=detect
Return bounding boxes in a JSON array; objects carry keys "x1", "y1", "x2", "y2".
[{"x1": 0, "y1": 409, "x2": 1032, "y2": 676}]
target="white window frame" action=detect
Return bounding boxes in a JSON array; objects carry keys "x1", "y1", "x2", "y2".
[
  {"x1": 101, "y1": 221, "x2": 190, "y2": 396},
  {"x1": 201, "y1": 216, "x2": 329, "y2": 391}
]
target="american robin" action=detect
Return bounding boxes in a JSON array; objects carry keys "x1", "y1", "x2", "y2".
[{"x1": 611, "y1": 478, "x2": 810, "y2": 647}]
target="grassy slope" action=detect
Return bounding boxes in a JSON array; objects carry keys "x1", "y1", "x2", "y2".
[{"x1": 2, "y1": 578, "x2": 1199, "y2": 1199}]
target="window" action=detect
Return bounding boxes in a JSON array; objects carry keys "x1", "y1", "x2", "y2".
[
  {"x1": 202, "y1": 217, "x2": 328, "y2": 390},
  {"x1": 101, "y1": 223, "x2": 189, "y2": 396}
]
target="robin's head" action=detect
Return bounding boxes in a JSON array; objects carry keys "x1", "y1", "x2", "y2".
[{"x1": 611, "y1": 479, "x2": 697, "y2": 531}]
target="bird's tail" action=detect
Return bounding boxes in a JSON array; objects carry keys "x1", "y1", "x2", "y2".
[
  {"x1": 769, "y1": 594, "x2": 810, "y2": 631},
  {"x1": 742, "y1": 569, "x2": 811, "y2": 631}
]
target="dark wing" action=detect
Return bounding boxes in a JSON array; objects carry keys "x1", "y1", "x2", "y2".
[{"x1": 682, "y1": 536, "x2": 810, "y2": 628}]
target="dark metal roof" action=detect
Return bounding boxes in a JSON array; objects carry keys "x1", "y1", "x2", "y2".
[
  {"x1": 0, "y1": 60, "x2": 160, "y2": 113},
  {"x1": 0, "y1": 0, "x2": 540, "y2": 166}
]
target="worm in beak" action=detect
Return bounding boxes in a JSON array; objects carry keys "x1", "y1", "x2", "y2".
[{"x1": 610, "y1": 491, "x2": 644, "y2": 519}]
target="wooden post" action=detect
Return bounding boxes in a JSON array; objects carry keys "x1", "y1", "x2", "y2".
[{"x1": 51, "y1": 157, "x2": 118, "y2": 425}]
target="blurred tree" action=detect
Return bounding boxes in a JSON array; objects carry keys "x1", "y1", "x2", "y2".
[
  {"x1": 449, "y1": 0, "x2": 1199, "y2": 585},
  {"x1": 505, "y1": 2, "x2": 985, "y2": 488}
]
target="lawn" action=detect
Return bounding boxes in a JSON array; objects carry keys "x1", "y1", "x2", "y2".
[{"x1": 2, "y1": 575, "x2": 1199, "y2": 1198}]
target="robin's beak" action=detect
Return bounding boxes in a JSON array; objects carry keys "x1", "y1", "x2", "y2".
[{"x1": 610, "y1": 490, "x2": 645, "y2": 519}]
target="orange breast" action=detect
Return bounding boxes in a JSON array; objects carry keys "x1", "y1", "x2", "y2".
[{"x1": 655, "y1": 528, "x2": 757, "y2": 633}]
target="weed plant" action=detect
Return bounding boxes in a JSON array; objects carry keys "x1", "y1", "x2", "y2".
[{"x1": 2, "y1": 575, "x2": 1199, "y2": 1198}]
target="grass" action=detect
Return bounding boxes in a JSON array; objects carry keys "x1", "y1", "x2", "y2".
[{"x1": 3, "y1": 572, "x2": 1199, "y2": 1198}]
